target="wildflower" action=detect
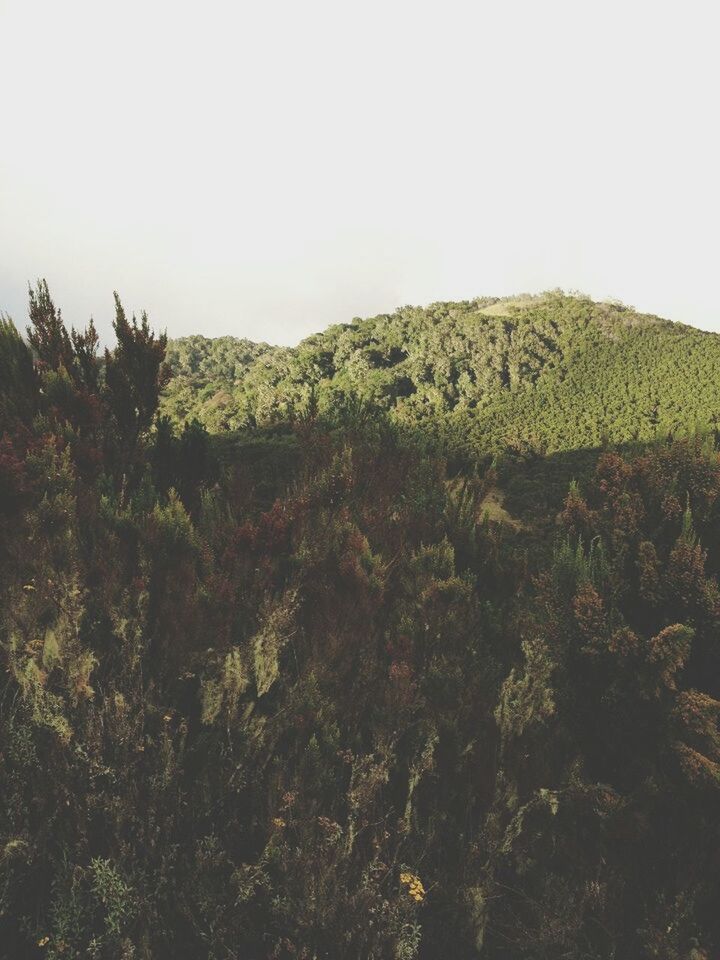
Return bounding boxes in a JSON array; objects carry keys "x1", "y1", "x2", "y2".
[
  {"x1": 400, "y1": 871, "x2": 426, "y2": 902},
  {"x1": 37, "y1": 936, "x2": 50, "y2": 947},
  {"x1": 272, "y1": 817, "x2": 286, "y2": 829}
]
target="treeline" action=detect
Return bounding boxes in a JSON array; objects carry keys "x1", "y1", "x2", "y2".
[
  {"x1": 161, "y1": 292, "x2": 720, "y2": 455},
  {"x1": 1, "y1": 284, "x2": 720, "y2": 959}
]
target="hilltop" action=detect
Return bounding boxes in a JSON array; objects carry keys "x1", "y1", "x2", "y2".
[{"x1": 161, "y1": 291, "x2": 720, "y2": 454}]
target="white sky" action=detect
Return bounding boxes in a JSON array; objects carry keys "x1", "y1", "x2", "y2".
[{"x1": 1, "y1": 0, "x2": 718, "y2": 345}]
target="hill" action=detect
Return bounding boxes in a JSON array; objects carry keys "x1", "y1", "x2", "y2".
[
  {"x1": 161, "y1": 291, "x2": 720, "y2": 454},
  {"x1": 2, "y1": 283, "x2": 720, "y2": 959}
]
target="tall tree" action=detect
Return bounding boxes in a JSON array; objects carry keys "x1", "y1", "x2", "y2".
[
  {"x1": 104, "y1": 293, "x2": 169, "y2": 450},
  {"x1": 26, "y1": 279, "x2": 73, "y2": 373}
]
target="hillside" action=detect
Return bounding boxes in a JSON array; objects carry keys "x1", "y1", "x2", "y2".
[
  {"x1": 161, "y1": 292, "x2": 720, "y2": 454},
  {"x1": 2, "y1": 283, "x2": 720, "y2": 959}
]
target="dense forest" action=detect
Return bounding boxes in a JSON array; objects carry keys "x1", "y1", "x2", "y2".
[
  {"x1": 161, "y1": 292, "x2": 720, "y2": 456},
  {"x1": 2, "y1": 284, "x2": 720, "y2": 959}
]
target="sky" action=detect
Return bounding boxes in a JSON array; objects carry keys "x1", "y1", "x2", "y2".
[{"x1": 1, "y1": 0, "x2": 718, "y2": 345}]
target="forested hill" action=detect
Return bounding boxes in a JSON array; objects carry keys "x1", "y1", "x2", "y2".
[
  {"x1": 161, "y1": 292, "x2": 720, "y2": 451},
  {"x1": 4, "y1": 283, "x2": 720, "y2": 959}
]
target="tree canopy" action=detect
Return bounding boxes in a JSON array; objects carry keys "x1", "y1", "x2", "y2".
[
  {"x1": 1, "y1": 285, "x2": 720, "y2": 959},
  {"x1": 162, "y1": 292, "x2": 720, "y2": 457}
]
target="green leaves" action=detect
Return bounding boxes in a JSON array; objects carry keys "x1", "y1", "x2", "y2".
[
  {"x1": 6, "y1": 289, "x2": 720, "y2": 957},
  {"x1": 104, "y1": 292, "x2": 169, "y2": 448},
  {"x1": 160, "y1": 293, "x2": 720, "y2": 466}
]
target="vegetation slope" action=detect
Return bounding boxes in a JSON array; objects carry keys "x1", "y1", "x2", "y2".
[
  {"x1": 161, "y1": 292, "x2": 720, "y2": 455},
  {"x1": 1, "y1": 285, "x2": 720, "y2": 960}
]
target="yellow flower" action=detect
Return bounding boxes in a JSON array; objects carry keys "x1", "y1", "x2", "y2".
[
  {"x1": 400, "y1": 871, "x2": 426, "y2": 902},
  {"x1": 272, "y1": 817, "x2": 286, "y2": 829},
  {"x1": 38, "y1": 937, "x2": 50, "y2": 947}
]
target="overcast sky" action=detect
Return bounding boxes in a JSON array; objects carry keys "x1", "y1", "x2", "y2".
[{"x1": 1, "y1": 0, "x2": 718, "y2": 345}]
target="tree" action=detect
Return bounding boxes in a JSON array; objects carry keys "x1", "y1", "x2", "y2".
[
  {"x1": 104, "y1": 293, "x2": 170, "y2": 452},
  {"x1": 26, "y1": 278, "x2": 73, "y2": 373},
  {"x1": 0, "y1": 315, "x2": 36, "y2": 426}
]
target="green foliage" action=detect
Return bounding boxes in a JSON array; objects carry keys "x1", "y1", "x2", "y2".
[
  {"x1": 3, "y1": 286, "x2": 720, "y2": 958},
  {"x1": 27, "y1": 279, "x2": 73, "y2": 372},
  {"x1": 90, "y1": 858, "x2": 137, "y2": 939},
  {"x1": 161, "y1": 292, "x2": 720, "y2": 461},
  {"x1": 0, "y1": 313, "x2": 36, "y2": 424},
  {"x1": 495, "y1": 637, "x2": 556, "y2": 747},
  {"x1": 105, "y1": 293, "x2": 170, "y2": 449}
]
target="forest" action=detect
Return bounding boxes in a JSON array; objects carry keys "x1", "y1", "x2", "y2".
[
  {"x1": 1, "y1": 284, "x2": 720, "y2": 959},
  {"x1": 161, "y1": 292, "x2": 720, "y2": 456}
]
